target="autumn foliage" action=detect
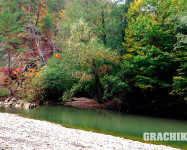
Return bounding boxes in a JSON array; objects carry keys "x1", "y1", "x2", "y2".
[{"x1": 0, "y1": 0, "x2": 186, "y2": 115}]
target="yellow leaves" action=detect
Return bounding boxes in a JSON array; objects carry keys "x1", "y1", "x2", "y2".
[
  {"x1": 169, "y1": 89, "x2": 186, "y2": 96},
  {"x1": 17, "y1": 87, "x2": 22, "y2": 90},
  {"x1": 173, "y1": 76, "x2": 184, "y2": 80},
  {"x1": 35, "y1": 72, "x2": 41, "y2": 77},
  {"x1": 0, "y1": 75, "x2": 10, "y2": 85},
  {"x1": 33, "y1": 1, "x2": 49, "y2": 28},
  {"x1": 27, "y1": 68, "x2": 37, "y2": 73},
  {"x1": 134, "y1": 0, "x2": 145, "y2": 6},
  {"x1": 16, "y1": 67, "x2": 42, "y2": 101},
  {"x1": 137, "y1": 84, "x2": 153, "y2": 89},
  {"x1": 59, "y1": 10, "x2": 65, "y2": 17},
  {"x1": 122, "y1": 54, "x2": 133, "y2": 60},
  {"x1": 17, "y1": 33, "x2": 28, "y2": 38},
  {"x1": 128, "y1": 0, "x2": 145, "y2": 18},
  {"x1": 73, "y1": 71, "x2": 92, "y2": 81}
]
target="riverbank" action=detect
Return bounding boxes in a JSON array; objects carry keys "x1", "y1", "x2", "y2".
[
  {"x1": 0, "y1": 113, "x2": 180, "y2": 150},
  {"x1": 63, "y1": 97, "x2": 113, "y2": 109},
  {"x1": 0, "y1": 97, "x2": 37, "y2": 109}
]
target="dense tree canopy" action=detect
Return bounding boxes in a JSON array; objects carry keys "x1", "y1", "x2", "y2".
[{"x1": 0, "y1": 0, "x2": 186, "y2": 115}]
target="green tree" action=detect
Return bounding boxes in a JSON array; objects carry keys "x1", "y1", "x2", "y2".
[
  {"x1": 122, "y1": 0, "x2": 187, "y2": 102},
  {"x1": 40, "y1": 20, "x2": 119, "y2": 103},
  {"x1": 0, "y1": 7, "x2": 25, "y2": 76},
  {"x1": 65, "y1": 0, "x2": 134, "y2": 52}
]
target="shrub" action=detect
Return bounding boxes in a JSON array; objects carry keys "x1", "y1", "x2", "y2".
[{"x1": 0, "y1": 87, "x2": 9, "y2": 97}]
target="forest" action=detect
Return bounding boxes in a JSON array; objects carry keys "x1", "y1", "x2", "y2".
[{"x1": 0, "y1": 0, "x2": 186, "y2": 117}]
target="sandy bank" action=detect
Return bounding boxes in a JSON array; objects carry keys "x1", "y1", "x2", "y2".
[{"x1": 0, "y1": 113, "x2": 179, "y2": 150}]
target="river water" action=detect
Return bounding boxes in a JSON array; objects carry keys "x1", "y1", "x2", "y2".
[{"x1": 0, "y1": 105, "x2": 187, "y2": 149}]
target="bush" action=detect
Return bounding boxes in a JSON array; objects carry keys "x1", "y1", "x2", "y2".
[
  {"x1": 37, "y1": 56, "x2": 77, "y2": 100},
  {"x1": 101, "y1": 75, "x2": 130, "y2": 101},
  {"x1": 0, "y1": 87, "x2": 9, "y2": 97}
]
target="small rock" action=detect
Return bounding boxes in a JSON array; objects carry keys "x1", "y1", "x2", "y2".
[
  {"x1": 30, "y1": 103, "x2": 36, "y2": 109},
  {"x1": 5, "y1": 97, "x2": 12, "y2": 103},
  {"x1": 0, "y1": 101, "x2": 4, "y2": 106},
  {"x1": 23, "y1": 103, "x2": 31, "y2": 109},
  {"x1": 11, "y1": 97, "x2": 17, "y2": 102},
  {"x1": 5, "y1": 101, "x2": 13, "y2": 107},
  {"x1": 15, "y1": 101, "x2": 24, "y2": 108},
  {"x1": 14, "y1": 104, "x2": 21, "y2": 108},
  {"x1": 12, "y1": 103, "x2": 16, "y2": 107},
  {"x1": 16, "y1": 100, "x2": 21, "y2": 104}
]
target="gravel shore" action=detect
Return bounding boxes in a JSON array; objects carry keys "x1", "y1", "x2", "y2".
[{"x1": 0, "y1": 113, "x2": 179, "y2": 150}]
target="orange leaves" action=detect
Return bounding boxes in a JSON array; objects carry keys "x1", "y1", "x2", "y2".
[
  {"x1": 59, "y1": 10, "x2": 65, "y2": 17},
  {"x1": 58, "y1": 10, "x2": 67, "y2": 20},
  {"x1": 21, "y1": 7, "x2": 27, "y2": 12},
  {"x1": 0, "y1": 75, "x2": 10, "y2": 86},
  {"x1": 56, "y1": 54, "x2": 61, "y2": 59}
]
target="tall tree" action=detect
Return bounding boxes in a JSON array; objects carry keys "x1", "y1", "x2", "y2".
[
  {"x1": 65, "y1": 0, "x2": 135, "y2": 52},
  {"x1": 0, "y1": 7, "x2": 25, "y2": 76},
  {"x1": 65, "y1": 0, "x2": 112, "y2": 46},
  {"x1": 122, "y1": 0, "x2": 187, "y2": 102}
]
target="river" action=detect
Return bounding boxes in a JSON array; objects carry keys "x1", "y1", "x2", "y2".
[{"x1": 0, "y1": 105, "x2": 187, "y2": 149}]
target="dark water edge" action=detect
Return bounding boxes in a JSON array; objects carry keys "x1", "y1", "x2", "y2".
[{"x1": 0, "y1": 105, "x2": 187, "y2": 149}]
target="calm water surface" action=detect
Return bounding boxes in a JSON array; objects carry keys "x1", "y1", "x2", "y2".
[{"x1": 0, "y1": 105, "x2": 187, "y2": 149}]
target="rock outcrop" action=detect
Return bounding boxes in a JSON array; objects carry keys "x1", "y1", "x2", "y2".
[{"x1": 0, "y1": 97, "x2": 36, "y2": 109}]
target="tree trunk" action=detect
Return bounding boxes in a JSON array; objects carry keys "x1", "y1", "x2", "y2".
[
  {"x1": 122, "y1": 18, "x2": 127, "y2": 43},
  {"x1": 8, "y1": 49, "x2": 11, "y2": 77},
  {"x1": 8, "y1": 86, "x2": 14, "y2": 97},
  {"x1": 35, "y1": 3, "x2": 41, "y2": 26},
  {"x1": 92, "y1": 60, "x2": 103, "y2": 104},
  {"x1": 30, "y1": 25, "x2": 47, "y2": 65},
  {"x1": 95, "y1": 74, "x2": 103, "y2": 104},
  {"x1": 101, "y1": 8, "x2": 106, "y2": 45}
]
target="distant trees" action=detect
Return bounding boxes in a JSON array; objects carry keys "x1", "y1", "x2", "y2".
[
  {"x1": 35, "y1": 0, "x2": 187, "y2": 105},
  {"x1": 0, "y1": 0, "x2": 186, "y2": 110},
  {"x1": 122, "y1": 0, "x2": 187, "y2": 102},
  {"x1": 65, "y1": 0, "x2": 134, "y2": 52}
]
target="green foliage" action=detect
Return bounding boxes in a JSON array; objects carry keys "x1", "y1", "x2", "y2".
[
  {"x1": 0, "y1": 3, "x2": 26, "y2": 72},
  {"x1": 42, "y1": 14, "x2": 54, "y2": 29},
  {"x1": 123, "y1": 0, "x2": 187, "y2": 102},
  {"x1": 123, "y1": 46, "x2": 175, "y2": 90},
  {"x1": 101, "y1": 75, "x2": 129, "y2": 101},
  {"x1": 125, "y1": 0, "x2": 186, "y2": 53},
  {"x1": 64, "y1": 0, "x2": 133, "y2": 51},
  {"x1": 0, "y1": 88, "x2": 9, "y2": 97},
  {"x1": 0, "y1": 7, "x2": 25, "y2": 44},
  {"x1": 38, "y1": 56, "x2": 76, "y2": 97},
  {"x1": 40, "y1": 20, "x2": 120, "y2": 102},
  {"x1": 62, "y1": 81, "x2": 95, "y2": 101},
  {"x1": 0, "y1": 0, "x2": 186, "y2": 108},
  {"x1": 171, "y1": 76, "x2": 187, "y2": 98}
]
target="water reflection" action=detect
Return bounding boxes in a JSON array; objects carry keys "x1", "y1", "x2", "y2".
[{"x1": 0, "y1": 105, "x2": 187, "y2": 148}]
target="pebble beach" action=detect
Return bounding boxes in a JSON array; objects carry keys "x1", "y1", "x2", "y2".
[{"x1": 0, "y1": 113, "x2": 179, "y2": 150}]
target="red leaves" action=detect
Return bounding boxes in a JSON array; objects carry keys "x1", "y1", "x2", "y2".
[{"x1": 0, "y1": 67, "x2": 24, "y2": 76}]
